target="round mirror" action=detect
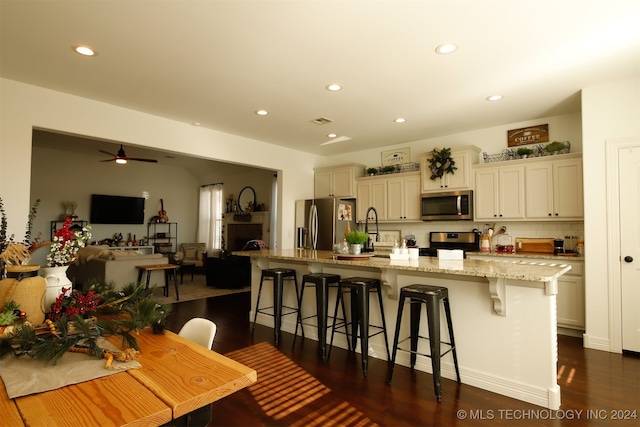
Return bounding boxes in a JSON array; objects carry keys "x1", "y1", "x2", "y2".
[{"x1": 238, "y1": 186, "x2": 256, "y2": 212}]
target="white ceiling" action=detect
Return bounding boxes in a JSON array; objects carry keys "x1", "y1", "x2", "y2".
[{"x1": 2, "y1": 0, "x2": 639, "y2": 158}]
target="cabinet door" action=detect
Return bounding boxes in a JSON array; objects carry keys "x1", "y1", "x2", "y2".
[
  {"x1": 402, "y1": 174, "x2": 421, "y2": 220},
  {"x1": 553, "y1": 158, "x2": 583, "y2": 218},
  {"x1": 387, "y1": 177, "x2": 404, "y2": 220},
  {"x1": 525, "y1": 163, "x2": 554, "y2": 219},
  {"x1": 557, "y1": 274, "x2": 585, "y2": 329},
  {"x1": 332, "y1": 168, "x2": 355, "y2": 198},
  {"x1": 474, "y1": 168, "x2": 499, "y2": 220},
  {"x1": 314, "y1": 170, "x2": 334, "y2": 197},
  {"x1": 356, "y1": 178, "x2": 387, "y2": 221},
  {"x1": 444, "y1": 149, "x2": 472, "y2": 190},
  {"x1": 498, "y1": 166, "x2": 525, "y2": 219}
]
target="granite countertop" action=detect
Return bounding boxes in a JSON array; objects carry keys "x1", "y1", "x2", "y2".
[
  {"x1": 234, "y1": 249, "x2": 572, "y2": 283},
  {"x1": 467, "y1": 251, "x2": 584, "y2": 261}
]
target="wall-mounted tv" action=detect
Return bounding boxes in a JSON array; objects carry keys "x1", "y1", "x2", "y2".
[{"x1": 90, "y1": 194, "x2": 145, "y2": 224}]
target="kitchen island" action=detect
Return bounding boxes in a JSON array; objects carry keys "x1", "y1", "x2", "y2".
[{"x1": 234, "y1": 249, "x2": 572, "y2": 409}]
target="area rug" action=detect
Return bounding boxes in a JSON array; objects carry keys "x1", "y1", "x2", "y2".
[
  {"x1": 150, "y1": 273, "x2": 249, "y2": 304},
  {"x1": 225, "y1": 342, "x2": 378, "y2": 427}
]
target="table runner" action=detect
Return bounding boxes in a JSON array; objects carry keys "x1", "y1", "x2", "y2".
[{"x1": 0, "y1": 338, "x2": 140, "y2": 398}]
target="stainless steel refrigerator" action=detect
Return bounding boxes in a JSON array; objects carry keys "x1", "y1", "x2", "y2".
[{"x1": 295, "y1": 198, "x2": 356, "y2": 250}]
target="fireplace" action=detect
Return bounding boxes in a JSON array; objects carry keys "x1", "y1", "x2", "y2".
[{"x1": 222, "y1": 212, "x2": 270, "y2": 251}]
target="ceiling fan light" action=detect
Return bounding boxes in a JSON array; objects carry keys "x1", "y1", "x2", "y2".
[{"x1": 116, "y1": 158, "x2": 127, "y2": 164}]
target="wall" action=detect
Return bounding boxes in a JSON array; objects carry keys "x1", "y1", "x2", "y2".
[
  {"x1": 317, "y1": 113, "x2": 582, "y2": 169},
  {"x1": 0, "y1": 78, "x2": 317, "y2": 249},
  {"x1": 581, "y1": 76, "x2": 640, "y2": 352}
]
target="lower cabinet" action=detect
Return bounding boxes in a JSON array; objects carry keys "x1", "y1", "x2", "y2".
[{"x1": 467, "y1": 254, "x2": 584, "y2": 334}]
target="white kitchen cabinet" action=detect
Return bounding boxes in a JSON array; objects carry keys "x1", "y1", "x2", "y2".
[
  {"x1": 314, "y1": 164, "x2": 364, "y2": 198},
  {"x1": 474, "y1": 165, "x2": 525, "y2": 220},
  {"x1": 421, "y1": 146, "x2": 481, "y2": 193},
  {"x1": 387, "y1": 172, "x2": 421, "y2": 220},
  {"x1": 466, "y1": 254, "x2": 585, "y2": 334},
  {"x1": 356, "y1": 172, "x2": 420, "y2": 222},
  {"x1": 356, "y1": 176, "x2": 387, "y2": 222},
  {"x1": 525, "y1": 156, "x2": 583, "y2": 219}
]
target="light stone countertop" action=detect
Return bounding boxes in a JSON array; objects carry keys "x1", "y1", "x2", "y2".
[
  {"x1": 234, "y1": 249, "x2": 572, "y2": 283},
  {"x1": 467, "y1": 251, "x2": 584, "y2": 261}
]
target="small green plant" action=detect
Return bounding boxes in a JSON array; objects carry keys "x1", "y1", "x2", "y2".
[
  {"x1": 366, "y1": 167, "x2": 378, "y2": 175},
  {"x1": 517, "y1": 147, "x2": 534, "y2": 157},
  {"x1": 544, "y1": 141, "x2": 566, "y2": 153},
  {"x1": 381, "y1": 165, "x2": 396, "y2": 174},
  {"x1": 345, "y1": 230, "x2": 368, "y2": 245}
]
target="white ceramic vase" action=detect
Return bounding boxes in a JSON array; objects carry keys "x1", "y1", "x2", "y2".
[{"x1": 41, "y1": 265, "x2": 72, "y2": 309}]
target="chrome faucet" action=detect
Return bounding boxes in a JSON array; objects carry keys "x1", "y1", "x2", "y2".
[{"x1": 364, "y1": 206, "x2": 379, "y2": 252}]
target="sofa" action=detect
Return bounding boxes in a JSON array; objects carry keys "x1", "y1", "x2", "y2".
[{"x1": 67, "y1": 245, "x2": 168, "y2": 290}]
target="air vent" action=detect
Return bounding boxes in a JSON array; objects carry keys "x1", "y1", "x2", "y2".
[{"x1": 311, "y1": 117, "x2": 333, "y2": 125}]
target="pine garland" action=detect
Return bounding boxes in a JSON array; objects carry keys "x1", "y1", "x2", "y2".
[
  {"x1": 427, "y1": 147, "x2": 457, "y2": 180},
  {"x1": 0, "y1": 282, "x2": 172, "y2": 364}
]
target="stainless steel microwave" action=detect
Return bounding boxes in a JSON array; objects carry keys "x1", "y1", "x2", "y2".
[{"x1": 421, "y1": 190, "x2": 474, "y2": 221}]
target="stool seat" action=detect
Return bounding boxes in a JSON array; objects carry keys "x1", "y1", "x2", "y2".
[
  {"x1": 330, "y1": 277, "x2": 390, "y2": 376},
  {"x1": 387, "y1": 284, "x2": 460, "y2": 402},
  {"x1": 292, "y1": 273, "x2": 342, "y2": 360},
  {"x1": 251, "y1": 268, "x2": 301, "y2": 345}
]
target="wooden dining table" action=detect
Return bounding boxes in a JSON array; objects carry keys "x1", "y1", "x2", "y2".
[{"x1": 2, "y1": 328, "x2": 257, "y2": 426}]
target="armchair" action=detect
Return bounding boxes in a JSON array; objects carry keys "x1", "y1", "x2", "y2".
[{"x1": 174, "y1": 243, "x2": 207, "y2": 269}]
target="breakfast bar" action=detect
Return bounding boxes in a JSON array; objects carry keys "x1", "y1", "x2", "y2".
[{"x1": 236, "y1": 249, "x2": 572, "y2": 410}]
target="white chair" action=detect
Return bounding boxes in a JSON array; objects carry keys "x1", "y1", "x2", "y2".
[{"x1": 178, "y1": 317, "x2": 217, "y2": 349}]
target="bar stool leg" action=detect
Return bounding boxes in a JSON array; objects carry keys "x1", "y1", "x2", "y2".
[
  {"x1": 328, "y1": 287, "x2": 351, "y2": 359},
  {"x1": 173, "y1": 269, "x2": 180, "y2": 301},
  {"x1": 387, "y1": 292, "x2": 407, "y2": 385},
  {"x1": 356, "y1": 285, "x2": 371, "y2": 376},
  {"x1": 409, "y1": 298, "x2": 422, "y2": 368},
  {"x1": 426, "y1": 295, "x2": 443, "y2": 402},
  {"x1": 443, "y1": 297, "x2": 461, "y2": 383},
  {"x1": 251, "y1": 277, "x2": 265, "y2": 337},
  {"x1": 292, "y1": 279, "x2": 306, "y2": 348},
  {"x1": 316, "y1": 280, "x2": 330, "y2": 360},
  {"x1": 273, "y1": 276, "x2": 284, "y2": 345},
  {"x1": 375, "y1": 286, "x2": 391, "y2": 361}
]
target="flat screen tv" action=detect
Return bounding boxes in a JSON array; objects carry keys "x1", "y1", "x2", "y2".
[{"x1": 90, "y1": 194, "x2": 145, "y2": 224}]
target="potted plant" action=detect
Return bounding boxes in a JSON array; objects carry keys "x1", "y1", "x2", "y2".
[
  {"x1": 345, "y1": 230, "x2": 368, "y2": 255},
  {"x1": 366, "y1": 167, "x2": 378, "y2": 176},
  {"x1": 516, "y1": 147, "x2": 534, "y2": 158},
  {"x1": 544, "y1": 141, "x2": 567, "y2": 155},
  {"x1": 381, "y1": 165, "x2": 396, "y2": 174}
]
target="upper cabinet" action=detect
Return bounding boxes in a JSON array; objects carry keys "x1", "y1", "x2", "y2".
[
  {"x1": 525, "y1": 155, "x2": 583, "y2": 219},
  {"x1": 314, "y1": 164, "x2": 364, "y2": 198},
  {"x1": 473, "y1": 153, "x2": 583, "y2": 221},
  {"x1": 420, "y1": 146, "x2": 481, "y2": 193},
  {"x1": 474, "y1": 165, "x2": 526, "y2": 220},
  {"x1": 355, "y1": 172, "x2": 420, "y2": 222}
]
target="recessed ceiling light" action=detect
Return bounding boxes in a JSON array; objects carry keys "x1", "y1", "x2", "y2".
[
  {"x1": 73, "y1": 46, "x2": 96, "y2": 56},
  {"x1": 192, "y1": 122, "x2": 201, "y2": 126},
  {"x1": 327, "y1": 133, "x2": 337, "y2": 138},
  {"x1": 486, "y1": 95, "x2": 503, "y2": 101},
  {"x1": 255, "y1": 110, "x2": 269, "y2": 116},
  {"x1": 394, "y1": 118, "x2": 406, "y2": 123},
  {"x1": 325, "y1": 84, "x2": 342, "y2": 91},
  {"x1": 435, "y1": 43, "x2": 458, "y2": 54}
]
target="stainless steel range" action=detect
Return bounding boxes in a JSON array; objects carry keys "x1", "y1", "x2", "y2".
[{"x1": 419, "y1": 231, "x2": 480, "y2": 257}]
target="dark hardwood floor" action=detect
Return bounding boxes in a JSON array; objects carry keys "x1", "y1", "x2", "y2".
[{"x1": 166, "y1": 292, "x2": 640, "y2": 427}]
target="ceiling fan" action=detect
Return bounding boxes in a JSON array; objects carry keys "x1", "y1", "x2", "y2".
[{"x1": 99, "y1": 144, "x2": 158, "y2": 164}]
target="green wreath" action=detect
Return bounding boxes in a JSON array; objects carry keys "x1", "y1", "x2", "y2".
[{"x1": 428, "y1": 147, "x2": 456, "y2": 180}]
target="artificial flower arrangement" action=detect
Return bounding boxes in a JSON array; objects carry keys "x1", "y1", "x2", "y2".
[
  {"x1": 427, "y1": 147, "x2": 457, "y2": 180},
  {"x1": 0, "y1": 281, "x2": 172, "y2": 366},
  {"x1": 46, "y1": 217, "x2": 92, "y2": 267}
]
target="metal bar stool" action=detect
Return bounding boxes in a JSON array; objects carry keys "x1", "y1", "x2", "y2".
[
  {"x1": 387, "y1": 284, "x2": 461, "y2": 402},
  {"x1": 292, "y1": 273, "x2": 347, "y2": 360},
  {"x1": 330, "y1": 277, "x2": 391, "y2": 376},
  {"x1": 251, "y1": 267, "x2": 302, "y2": 345}
]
